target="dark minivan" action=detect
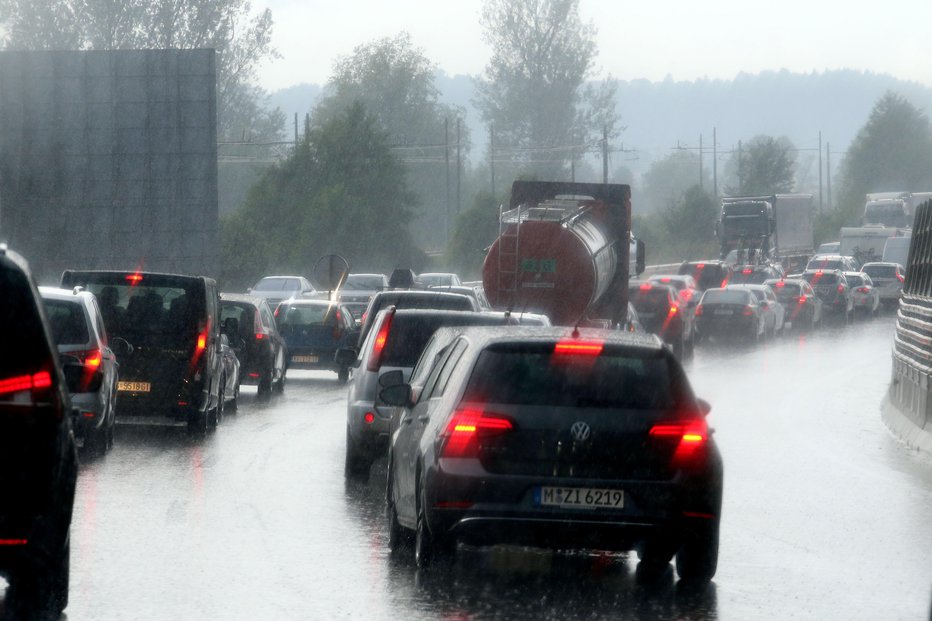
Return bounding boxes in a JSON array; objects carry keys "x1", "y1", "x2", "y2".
[{"x1": 61, "y1": 270, "x2": 224, "y2": 433}]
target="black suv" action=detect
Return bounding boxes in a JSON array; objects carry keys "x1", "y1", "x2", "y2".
[
  {"x1": 1, "y1": 246, "x2": 78, "y2": 616},
  {"x1": 61, "y1": 270, "x2": 225, "y2": 433}
]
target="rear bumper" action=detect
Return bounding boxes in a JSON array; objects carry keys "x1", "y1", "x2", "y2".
[
  {"x1": 347, "y1": 401, "x2": 391, "y2": 456},
  {"x1": 695, "y1": 316, "x2": 756, "y2": 337}
]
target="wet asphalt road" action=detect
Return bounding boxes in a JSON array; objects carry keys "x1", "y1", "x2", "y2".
[{"x1": 11, "y1": 313, "x2": 932, "y2": 619}]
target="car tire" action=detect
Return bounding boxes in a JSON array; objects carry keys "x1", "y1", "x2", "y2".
[
  {"x1": 676, "y1": 521, "x2": 719, "y2": 583},
  {"x1": 229, "y1": 381, "x2": 239, "y2": 412},
  {"x1": 11, "y1": 539, "x2": 70, "y2": 617},
  {"x1": 49, "y1": 539, "x2": 70, "y2": 614},
  {"x1": 387, "y1": 500, "x2": 408, "y2": 553},
  {"x1": 344, "y1": 428, "x2": 371, "y2": 481},
  {"x1": 273, "y1": 371, "x2": 285, "y2": 394},
  {"x1": 257, "y1": 371, "x2": 273, "y2": 400},
  {"x1": 414, "y1": 486, "x2": 452, "y2": 569},
  {"x1": 188, "y1": 409, "x2": 209, "y2": 435},
  {"x1": 85, "y1": 425, "x2": 107, "y2": 456}
]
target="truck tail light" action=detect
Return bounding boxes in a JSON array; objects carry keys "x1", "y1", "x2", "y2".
[{"x1": 440, "y1": 409, "x2": 513, "y2": 458}]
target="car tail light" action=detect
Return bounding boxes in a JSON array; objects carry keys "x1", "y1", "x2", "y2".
[
  {"x1": 639, "y1": 283, "x2": 652, "y2": 291},
  {"x1": 897, "y1": 273, "x2": 905, "y2": 283},
  {"x1": 720, "y1": 278, "x2": 728, "y2": 288},
  {"x1": 650, "y1": 419, "x2": 709, "y2": 464},
  {"x1": 0, "y1": 371, "x2": 53, "y2": 400},
  {"x1": 742, "y1": 305, "x2": 755, "y2": 316},
  {"x1": 796, "y1": 296, "x2": 807, "y2": 304},
  {"x1": 694, "y1": 304, "x2": 704, "y2": 316},
  {"x1": 72, "y1": 349, "x2": 102, "y2": 368},
  {"x1": 440, "y1": 409, "x2": 513, "y2": 458},
  {"x1": 125, "y1": 272, "x2": 143, "y2": 285},
  {"x1": 660, "y1": 277, "x2": 671, "y2": 283},
  {"x1": 554, "y1": 339, "x2": 603, "y2": 356},
  {"x1": 742, "y1": 268, "x2": 752, "y2": 275},
  {"x1": 254, "y1": 310, "x2": 268, "y2": 341},
  {"x1": 366, "y1": 311, "x2": 394, "y2": 372},
  {"x1": 696, "y1": 263, "x2": 705, "y2": 269},
  {"x1": 668, "y1": 305, "x2": 678, "y2": 316},
  {"x1": 775, "y1": 281, "x2": 785, "y2": 288},
  {"x1": 0, "y1": 539, "x2": 28, "y2": 546},
  {"x1": 837, "y1": 284, "x2": 845, "y2": 293},
  {"x1": 857, "y1": 286, "x2": 869, "y2": 293}
]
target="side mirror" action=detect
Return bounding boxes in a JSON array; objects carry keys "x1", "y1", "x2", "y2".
[
  {"x1": 697, "y1": 398, "x2": 712, "y2": 417},
  {"x1": 335, "y1": 348, "x2": 358, "y2": 368},
  {"x1": 110, "y1": 337, "x2": 133, "y2": 359},
  {"x1": 380, "y1": 383, "x2": 411, "y2": 407},
  {"x1": 379, "y1": 369, "x2": 404, "y2": 388}
]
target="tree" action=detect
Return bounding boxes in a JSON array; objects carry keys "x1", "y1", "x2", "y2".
[
  {"x1": 220, "y1": 103, "x2": 420, "y2": 288},
  {"x1": 445, "y1": 189, "x2": 503, "y2": 278},
  {"x1": 835, "y1": 91, "x2": 932, "y2": 224},
  {"x1": 474, "y1": 0, "x2": 618, "y2": 180},
  {"x1": 724, "y1": 135, "x2": 796, "y2": 196},
  {"x1": 641, "y1": 151, "x2": 709, "y2": 214},
  {"x1": 0, "y1": 0, "x2": 282, "y2": 142},
  {"x1": 313, "y1": 33, "x2": 468, "y2": 250}
]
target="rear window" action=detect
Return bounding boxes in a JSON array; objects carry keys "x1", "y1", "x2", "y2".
[
  {"x1": 463, "y1": 344, "x2": 683, "y2": 409},
  {"x1": 772, "y1": 282, "x2": 803, "y2": 296},
  {"x1": 700, "y1": 290, "x2": 749, "y2": 304},
  {"x1": 254, "y1": 277, "x2": 299, "y2": 291},
  {"x1": 802, "y1": 272, "x2": 839, "y2": 285},
  {"x1": 372, "y1": 293, "x2": 474, "y2": 316},
  {"x1": 278, "y1": 304, "x2": 341, "y2": 327},
  {"x1": 680, "y1": 264, "x2": 725, "y2": 289},
  {"x1": 381, "y1": 314, "x2": 510, "y2": 368},
  {"x1": 220, "y1": 302, "x2": 255, "y2": 337},
  {"x1": 731, "y1": 270, "x2": 772, "y2": 285},
  {"x1": 863, "y1": 265, "x2": 896, "y2": 279},
  {"x1": 631, "y1": 288, "x2": 671, "y2": 308},
  {"x1": 344, "y1": 275, "x2": 384, "y2": 291},
  {"x1": 45, "y1": 299, "x2": 89, "y2": 346},
  {"x1": 63, "y1": 274, "x2": 205, "y2": 347},
  {"x1": 808, "y1": 259, "x2": 844, "y2": 271},
  {"x1": 846, "y1": 275, "x2": 865, "y2": 287},
  {"x1": 650, "y1": 277, "x2": 685, "y2": 291}
]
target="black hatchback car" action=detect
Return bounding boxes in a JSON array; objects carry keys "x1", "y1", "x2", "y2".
[
  {"x1": 1, "y1": 246, "x2": 78, "y2": 616},
  {"x1": 220, "y1": 293, "x2": 287, "y2": 397},
  {"x1": 383, "y1": 327, "x2": 722, "y2": 581},
  {"x1": 61, "y1": 270, "x2": 225, "y2": 433}
]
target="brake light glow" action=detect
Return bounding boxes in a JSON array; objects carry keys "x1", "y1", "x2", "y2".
[
  {"x1": 367, "y1": 312, "x2": 394, "y2": 372},
  {"x1": 82, "y1": 349, "x2": 102, "y2": 368},
  {"x1": 364, "y1": 412, "x2": 375, "y2": 425},
  {"x1": 650, "y1": 419, "x2": 709, "y2": 464},
  {"x1": 668, "y1": 305, "x2": 678, "y2": 316},
  {"x1": 837, "y1": 284, "x2": 845, "y2": 293},
  {"x1": 897, "y1": 273, "x2": 905, "y2": 283},
  {"x1": 775, "y1": 281, "x2": 785, "y2": 288},
  {"x1": 0, "y1": 539, "x2": 28, "y2": 546},
  {"x1": 720, "y1": 278, "x2": 728, "y2": 288},
  {"x1": 797, "y1": 296, "x2": 807, "y2": 304},
  {"x1": 440, "y1": 409, "x2": 513, "y2": 458},
  {"x1": 0, "y1": 371, "x2": 52, "y2": 397},
  {"x1": 742, "y1": 305, "x2": 755, "y2": 316},
  {"x1": 125, "y1": 272, "x2": 143, "y2": 285},
  {"x1": 857, "y1": 286, "x2": 870, "y2": 293},
  {"x1": 742, "y1": 268, "x2": 753, "y2": 275},
  {"x1": 696, "y1": 263, "x2": 705, "y2": 269},
  {"x1": 639, "y1": 283, "x2": 652, "y2": 291},
  {"x1": 255, "y1": 333, "x2": 265, "y2": 340},
  {"x1": 660, "y1": 277, "x2": 671, "y2": 283},
  {"x1": 694, "y1": 304, "x2": 703, "y2": 316},
  {"x1": 554, "y1": 339, "x2": 604, "y2": 356}
]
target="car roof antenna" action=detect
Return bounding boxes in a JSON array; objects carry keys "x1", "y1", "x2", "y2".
[{"x1": 571, "y1": 325, "x2": 580, "y2": 338}]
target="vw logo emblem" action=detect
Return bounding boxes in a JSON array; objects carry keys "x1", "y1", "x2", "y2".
[{"x1": 570, "y1": 421, "x2": 591, "y2": 442}]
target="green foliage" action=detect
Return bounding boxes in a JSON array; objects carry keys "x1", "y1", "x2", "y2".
[
  {"x1": 724, "y1": 135, "x2": 796, "y2": 196},
  {"x1": 641, "y1": 151, "x2": 708, "y2": 214},
  {"x1": 313, "y1": 33, "x2": 467, "y2": 250},
  {"x1": 835, "y1": 91, "x2": 932, "y2": 224},
  {"x1": 445, "y1": 190, "x2": 505, "y2": 279},
  {"x1": 475, "y1": 0, "x2": 618, "y2": 180},
  {"x1": 635, "y1": 186, "x2": 718, "y2": 264},
  {"x1": 220, "y1": 103, "x2": 421, "y2": 289}
]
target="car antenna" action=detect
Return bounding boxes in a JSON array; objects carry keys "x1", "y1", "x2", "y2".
[{"x1": 571, "y1": 325, "x2": 580, "y2": 338}]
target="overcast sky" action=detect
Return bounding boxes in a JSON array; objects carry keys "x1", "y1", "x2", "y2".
[{"x1": 257, "y1": 0, "x2": 932, "y2": 92}]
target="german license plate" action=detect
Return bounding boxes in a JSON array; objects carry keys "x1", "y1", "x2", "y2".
[
  {"x1": 536, "y1": 486, "x2": 623, "y2": 509},
  {"x1": 714, "y1": 308, "x2": 733, "y2": 315},
  {"x1": 292, "y1": 355, "x2": 318, "y2": 363},
  {"x1": 118, "y1": 381, "x2": 151, "y2": 392}
]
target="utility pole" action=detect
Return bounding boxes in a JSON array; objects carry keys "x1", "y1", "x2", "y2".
[
  {"x1": 489, "y1": 124, "x2": 495, "y2": 198},
  {"x1": 699, "y1": 134, "x2": 704, "y2": 190},
  {"x1": 713, "y1": 127, "x2": 718, "y2": 197},
  {"x1": 456, "y1": 118, "x2": 461, "y2": 214},
  {"x1": 294, "y1": 113, "x2": 298, "y2": 143},
  {"x1": 444, "y1": 118, "x2": 450, "y2": 243},
  {"x1": 737, "y1": 140, "x2": 743, "y2": 193},
  {"x1": 826, "y1": 142, "x2": 832, "y2": 211},
  {"x1": 818, "y1": 131, "x2": 823, "y2": 213},
  {"x1": 602, "y1": 126, "x2": 608, "y2": 184}
]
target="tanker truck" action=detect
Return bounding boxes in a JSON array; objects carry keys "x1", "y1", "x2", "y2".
[{"x1": 481, "y1": 181, "x2": 643, "y2": 327}]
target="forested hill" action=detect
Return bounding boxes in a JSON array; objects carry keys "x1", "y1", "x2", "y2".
[{"x1": 269, "y1": 69, "x2": 932, "y2": 174}]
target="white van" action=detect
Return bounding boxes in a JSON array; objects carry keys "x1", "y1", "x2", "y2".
[{"x1": 882, "y1": 235, "x2": 911, "y2": 267}]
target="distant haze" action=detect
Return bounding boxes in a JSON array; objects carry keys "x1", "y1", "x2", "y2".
[{"x1": 258, "y1": 0, "x2": 932, "y2": 92}]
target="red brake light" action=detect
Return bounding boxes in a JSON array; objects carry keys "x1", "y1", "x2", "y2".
[
  {"x1": 694, "y1": 304, "x2": 703, "y2": 316},
  {"x1": 639, "y1": 283, "x2": 652, "y2": 291},
  {"x1": 742, "y1": 305, "x2": 755, "y2": 316},
  {"x1": 897, "y1": 273, "x2": 905, "y2": 283},
  {"x1": 742, "y1": 268, "x2": 753, "y2": 275},
  {"x1": 367, "y1": 312, "x2": 394, "y2": 372},
  {"x1": 775, "y1": 281, "x2": 785, "y2": 288},
  {"x1": 441, "y1": 409, "x2": 513, "y2": 458},
  {"x1": 554, "y1": 339, "x2": 603, "y2": 356},
  {"x1": 0, "y1": 371, "x2": 52, "y2": 398},
  {"x1": 82, "y1": 349, "x2": 102, "y2": 368},
  {"x1": 857, "y1": 286, "x2": 869, "y2": 293},
  {"x1": 125, "y1": 272, "x2": 143, "y2": 284},
  {"x1": 797, "y1": 296, "x2": 807, "y2": 304},
  {"x1": 255, "y1": 333, "x2": 265, "y2": 340},
  {"x1": 668, "y1": 305, "x2": 678, "y2": 316},
  {"x1": 720, "y1": 278, "x2": 728, "y2": 288},
  {"x1": 195, "y1": 319, "x2": 210, "y2": 357},
  {"x1": 837, "y1": 284, "x2": 845, "y2": 293},
  {"x1": 650, "y1": 419, "x2": 709, "y2": 463},
  {"x1": 696, "y1": 263, "x2": 705, "y2": 269},
  {"x1": 660, "y1": 277, "x2": 671, "y2": 283}
]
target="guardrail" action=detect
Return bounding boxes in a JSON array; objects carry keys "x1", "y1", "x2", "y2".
[{"x1": 639, "y1": 263, "x2": 683, "y2": 278}]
